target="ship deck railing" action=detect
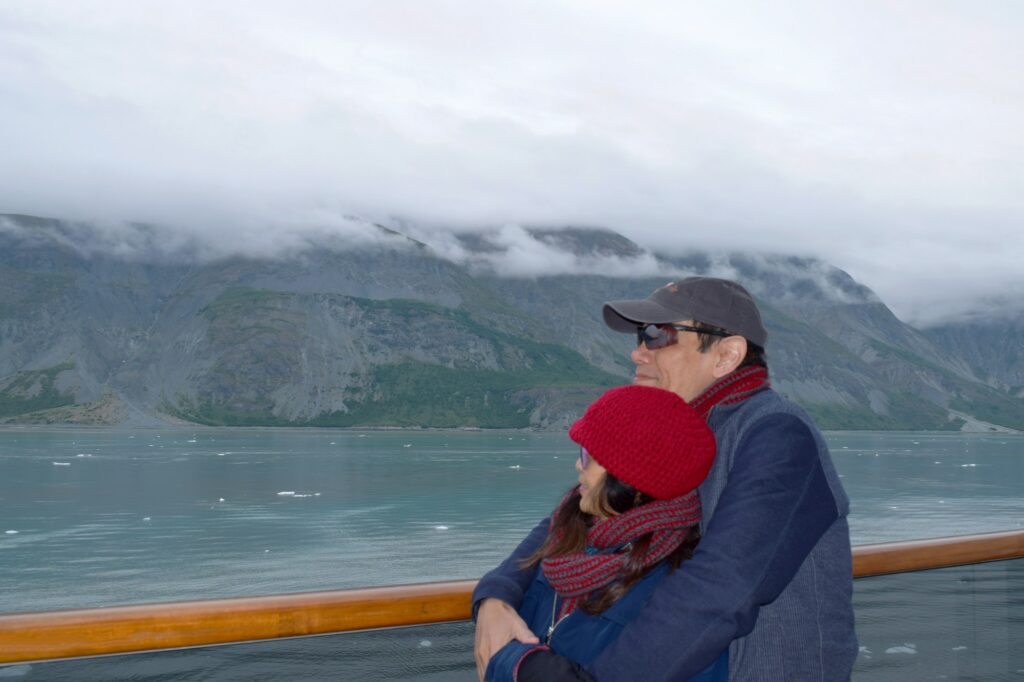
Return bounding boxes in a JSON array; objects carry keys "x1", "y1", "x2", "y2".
[{"x1": 1, "y1": 529, "x2": 1023, "y2": 665}]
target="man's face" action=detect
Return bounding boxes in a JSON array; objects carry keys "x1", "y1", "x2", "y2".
[{"x1": 630, "y1": 319, "x2": 720, "y2": 401}]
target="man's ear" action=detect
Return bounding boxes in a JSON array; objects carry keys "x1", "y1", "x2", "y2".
[{"x1": 711, "y1": 337, "x2": 747, "y2": 377}]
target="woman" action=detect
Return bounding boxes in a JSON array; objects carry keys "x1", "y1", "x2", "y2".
[{"x1": 485, "y1": 384, "x2": 728, "y2": 682}]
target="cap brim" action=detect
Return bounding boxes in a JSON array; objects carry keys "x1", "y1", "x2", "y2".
[{"x1": 602, "y1": 299, "x2": 691, "y2": 333}]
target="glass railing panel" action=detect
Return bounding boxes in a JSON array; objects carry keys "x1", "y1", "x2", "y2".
[
  {"x1": 1, "y1": 621, "x2": 477, "y2": 682},
  {"x1": 853, "y1": 557, "x2": 1024, "y2": 680}
]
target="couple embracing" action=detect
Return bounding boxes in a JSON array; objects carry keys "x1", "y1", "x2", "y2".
[{"x1": 473, "y1": 277, "x2": 858, "y2": 682}]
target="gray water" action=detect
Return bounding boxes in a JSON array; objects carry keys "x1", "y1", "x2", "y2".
[{"x1": 1, "y1": 427, "x2": 1023, "y2": 680}]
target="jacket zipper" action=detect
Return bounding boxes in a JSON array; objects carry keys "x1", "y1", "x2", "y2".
[{"x1": 546, "y1": 596, "x2": 570, "y2": 643}]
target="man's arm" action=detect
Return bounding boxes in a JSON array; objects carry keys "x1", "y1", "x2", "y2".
[
  {"x1": 590, "y1": 414, "x2": 841, "y2": 682},
  {"x1": 473, "y1": 518, "x2": 549, "y2": 681},
  {"x1": 472, "y1": 517, "x2": 549, "y2": 615}
]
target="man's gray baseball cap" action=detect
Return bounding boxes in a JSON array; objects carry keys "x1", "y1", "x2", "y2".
[{"x1": 603, "y1": 276, "x2": 768, "y2": 347}]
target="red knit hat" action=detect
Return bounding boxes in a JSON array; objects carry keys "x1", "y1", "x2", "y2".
[{"x1": 568, "y1": 385, "x2": 716, "y2": 500}]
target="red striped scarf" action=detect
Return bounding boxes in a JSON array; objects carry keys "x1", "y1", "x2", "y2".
[
  {"x1": 541, "y1": 490, "x2": 701, "y2": 619},
  {"x1": 689, "y1": 365, "x2": 769, "y2": 420}
]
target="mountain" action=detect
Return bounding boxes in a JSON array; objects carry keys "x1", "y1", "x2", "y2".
[
  {"x1": 923, "y1": 313, "x2": 1024, "y2": 403},
  {"x1": 1, "y1": 213, "x2": 1022, "y2": 431}
]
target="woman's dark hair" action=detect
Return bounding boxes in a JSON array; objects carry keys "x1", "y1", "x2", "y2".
[{"x1": 521, "y1": 472, "x2": 701, "y2": 615}]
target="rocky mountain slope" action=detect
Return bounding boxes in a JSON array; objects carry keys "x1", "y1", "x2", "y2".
[{"x1": 1, "y1": 213, "x2": 1021, "y2": 431}]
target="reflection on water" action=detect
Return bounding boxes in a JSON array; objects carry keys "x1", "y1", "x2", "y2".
[{"x1": 20, "y1": 623, "x2": 479, "y2": 682}]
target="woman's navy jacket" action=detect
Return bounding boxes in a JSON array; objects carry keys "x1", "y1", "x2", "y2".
[{"x1": 486, "y1": 562, "x2": 728, "y2": 682}]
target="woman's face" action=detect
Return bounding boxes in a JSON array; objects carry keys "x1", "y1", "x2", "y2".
[{"x1": 576, "y1": 447, "x2": 609, "y2": 518}]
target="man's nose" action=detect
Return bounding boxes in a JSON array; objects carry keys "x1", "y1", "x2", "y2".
[{"x1": 631, "y1": 342, "x2": 651, "y2": 364}]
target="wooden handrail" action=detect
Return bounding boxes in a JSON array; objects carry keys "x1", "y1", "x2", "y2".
[
  {"x1": 851, "y1": 528, "x2": 1024, "y2": 577},
  {"x1": 1, "y1": 529, "x2": 1022, "y2": 665}
]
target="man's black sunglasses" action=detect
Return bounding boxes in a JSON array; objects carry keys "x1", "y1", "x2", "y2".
[{"x1": 636, "y1": 323, "x2": 733, "y2": 350}]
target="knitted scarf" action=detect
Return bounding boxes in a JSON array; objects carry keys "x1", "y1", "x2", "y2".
[
  {"x1": 688, "y1": 365, "x2": 769, "y2": 420},
  {"x1": 541, "y1": 489, "x2": 701, "y2": 619}
]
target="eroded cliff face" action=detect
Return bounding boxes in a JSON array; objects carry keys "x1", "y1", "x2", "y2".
[{"x1": 1, "y1": 213, "x2": 1021, "y2": 431}]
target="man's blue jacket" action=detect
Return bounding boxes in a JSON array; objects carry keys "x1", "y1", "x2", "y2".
[
  {"x1": 474, "y1": 388, "x2": 858, "y2": 681},
  {"x1": 486, "y1": 562, "x2": 728, "y2": 682}
]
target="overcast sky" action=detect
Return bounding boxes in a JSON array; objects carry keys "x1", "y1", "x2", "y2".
[{"x1": 1, "y1": 1, "x2": 1021, "y2": 325}]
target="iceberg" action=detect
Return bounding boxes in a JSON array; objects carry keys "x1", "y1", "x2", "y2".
[{"x1": 885, "y1": 643, "x2": 917, "y2": 655}]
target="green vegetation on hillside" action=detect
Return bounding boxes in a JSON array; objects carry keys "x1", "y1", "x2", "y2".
[
  {"x1": 310, "y1": 358, "x2": 619, "y2": 428},
  {"x1": 165, "y1": 393, "x2": 295, "y2": 427},
  {"x1": 0, "y1": 363, "x2": 77, "y2": 418},
  {"x1": 804, "y1": 392, "x2": 962, "y2": 431},
  {"x1": 169, "y1": 288, "x2": 305, "y2": 425},
  {"x1": 949, "y1": 395, "x2": 1024, "y2": 431},
  {"x1": 171, "y1": 292, "x2": 622, "y2": 428},
  {"x1": 200, "y1": 287, "x2": 296, "y2": 321}
]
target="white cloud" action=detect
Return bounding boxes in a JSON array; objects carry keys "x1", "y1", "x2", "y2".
[{"x1": 0, "y1": 0, "x2": 1021, "y2": 322}]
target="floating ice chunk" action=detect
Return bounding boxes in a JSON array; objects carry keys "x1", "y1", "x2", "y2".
[
  {"x1": 403, "y1": 444, "x2": 412, "y2": 448},
  {"x1": 434, "y1": 525, "x2": 449, "y2": 531},
  {"x1": 5, "y1": 530, "x2": 18, "y2": 535},
  {"x1": 314, "y1": 493, "x2": 321, "y2": 496},
  {"x1": 913, "y1": 441, "x2": 920, "y2": 445},
  {"x1": 142, "y1": 517, "x2": 151, "y2": 521},
  {"x1": 508, "y1": 465, "x2": 521, "y2": 469},
  {"x1": 885, "y1": 643, "x2": 917, "y2": 655},
  {"x1": 841, "y1": 446, "x2": 848, "y2": 449},
  {"x1": 187, "y1": 439, "x2": 197, "y2": 443},
  {"x1": 265, "y1": 549, "x2": 270, "y2": 553},
  {"x1": 277, "y1": 491, "x2": 296, "y2": 496},
  {"x1": 76, "y1": 453, "x2": 93, "y2": 458},
  {"x1": 329, "y1": 442, "x2": 336, "y2": 445},
  {"x1": 217, "y1": 453, "x2": 227, "y2": 456},
  {"x1": 858, "y1": 646, "x2": 872, "y2": 659},
  {"x1": 935, "y1": 461, "x2": 942, "y2": 464},
  {"x1": 952, "y1": 646, "x2": 967, "y2": 651},
  {"x1": 419, "y1": 640, "x2": 432, "y2": 648},
  {"x1": 960, "y1": 463, "x2": 977, "y2": 468},
  {"x1": 294, "y1": 494, "x2": 313, "y2": 498},
  {"x1": 53, "y1": 462, "x2": 71, "y2": 466},
  {"x1": 218, "y1": 498, "x2": 226, "y2": 502}
]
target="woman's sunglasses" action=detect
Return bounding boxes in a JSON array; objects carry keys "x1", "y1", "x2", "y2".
[{"x1": 636, "y1": 323, "x2": 732, "y2": 350}]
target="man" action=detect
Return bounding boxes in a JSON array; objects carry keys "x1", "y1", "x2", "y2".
[{"x1": 473, "y1": 277, "x2": 857, "y2": 681}]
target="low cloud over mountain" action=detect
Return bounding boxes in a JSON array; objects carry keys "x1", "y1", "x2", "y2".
[{"x1": 2, "y1": 214, "x2": 1021, "y2": 432}]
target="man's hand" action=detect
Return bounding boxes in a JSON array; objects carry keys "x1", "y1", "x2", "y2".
[{"x1": 474, "y1": 598, "x2": 540, "y2": 681}]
